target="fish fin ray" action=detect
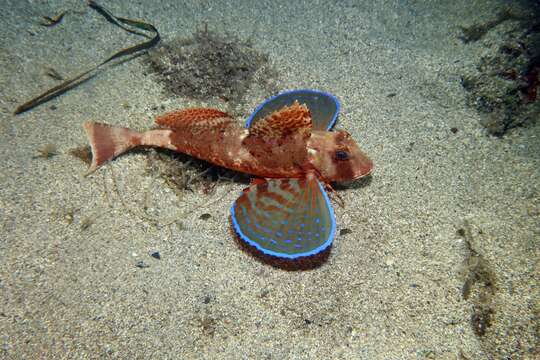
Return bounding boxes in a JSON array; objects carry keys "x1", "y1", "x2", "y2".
[
  {"x1": 155, "y1": 108, "x2": 234, "y2": 131},
  {"x1": 245, "y1": 90, "x2": 340, "y2": 131},
  {"x1": 247, "y1": 101, "x2": 312, "y2": 140},
  {"x1": 231, "y1": 177, "x2": 336, "y2": 259},
  {"x1": 242, "y1": 101, "x2": 311, "y2": 168},
  {"x1": 83, "y1": 122, "x2": 142, "y2": 173}
]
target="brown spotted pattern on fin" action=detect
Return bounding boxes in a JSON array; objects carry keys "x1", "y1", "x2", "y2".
[
  {"x1": 248, "y1": 101, "x2": 312, "y2": 140},
  {"x1": 155, "y1": 108, "x2": 234, "y2": 131},
  {"x1": 242, "y1": 101, "x2": 312, "y2": 173}
]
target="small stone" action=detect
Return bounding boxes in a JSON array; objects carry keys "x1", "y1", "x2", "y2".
[
  {"x1": 339, "y1": 228, "x2": 352, "y2": 236},
  {"x1": 103, "y1": 345, "x2": 113, "y2": 355},
  {"x1": 135, "y1": 260, "x2": 149, "y2": 269},
  {"x1": 199, "y1": 213, "x2": 212, "y2": 220}
]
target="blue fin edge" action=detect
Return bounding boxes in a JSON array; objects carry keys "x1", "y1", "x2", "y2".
[
  {"x1": 230, "y1": 180, "x2": 336, "y2": 259},
  {"x1": 245, "y1": 89, "x2": 340, "y2": 131}
]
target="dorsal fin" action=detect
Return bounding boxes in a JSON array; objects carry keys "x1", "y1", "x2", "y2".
[
  {"x1": 242, "y1": 101, "x2": 312, "y2": 171},
  {"x1": 248, "y1": 101, "x2": 312, "y2": 140},
  {"x1": 155, "y1": 108, "x2": 234, "y2": 130},
  {"x1": 245, "y1": 90, "x2": 340, "y2": 131}
]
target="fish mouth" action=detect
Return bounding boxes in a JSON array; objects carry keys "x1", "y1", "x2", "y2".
[
  {"x1": 330, "y1": 158, "x2": 373, "y2": 183},
  {"x1": 354, "y1": 169, "x2": 372, "y2": 180},
  {"x1": 352, "y1": 158, "x2": 374, "y2": 180},
  {"x1": 338, "y1": 168, "x2": 373, "y2": 188}
]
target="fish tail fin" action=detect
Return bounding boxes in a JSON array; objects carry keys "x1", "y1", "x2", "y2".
[{"x1": 83, "y1": 122, "x2": 142, "y2": 174}]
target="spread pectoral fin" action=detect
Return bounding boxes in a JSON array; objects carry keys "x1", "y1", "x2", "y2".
[
  {"x1": 246, "y1": 90, "x2": 340, "y2": 131},
  {"x1": 230, "y1": 177, "x2": 336, "y2": 259}
]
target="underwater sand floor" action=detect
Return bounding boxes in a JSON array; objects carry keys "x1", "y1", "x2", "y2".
[{"x1": 1, "y1": 0, "x2": 538, "y2": 358}]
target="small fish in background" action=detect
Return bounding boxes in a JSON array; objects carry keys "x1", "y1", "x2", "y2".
[{"x1": 83, "y1": 90, "x2": 373, "y2": 269}]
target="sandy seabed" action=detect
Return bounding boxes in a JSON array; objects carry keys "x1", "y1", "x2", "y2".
[{"x1": 1, "y1": 0, "x2": 538, "y2": 359}]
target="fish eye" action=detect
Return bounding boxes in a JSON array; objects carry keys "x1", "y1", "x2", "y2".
[{"x1": 334, "y1": 150, "x2": 349, "y2": 161}]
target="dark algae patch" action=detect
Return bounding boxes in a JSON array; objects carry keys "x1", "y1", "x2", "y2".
[
  {"x1": 145, "y1": 27, "x2": 277, "y2": 105},
  {"x1": 145, "y1": 149, "x2": 247, "y2": 198},
  {"x1": 458, "y1": 221, "x2": 539, "y2": 358},
  {"x1": 460, "y1": 3, "x2": 540, "y2": 135},
  {"x1": 146, "y1": 150, "x2": 209, "y2": 197},
  {"x1": 68, "y1": 145, "x2": 92, "y2": 165},
  {"x1": 458, "y1": 221, "x2": 497, "y2": 344},
  {"x1": 459, "y1": 224, "x2": 496, "y2": 303},
  {"x1": 470, "y1": 307, "x2": 494, "y2": 337},
  {"x1": 458, "y1": 8, "x2": 522, "y2": 43}
]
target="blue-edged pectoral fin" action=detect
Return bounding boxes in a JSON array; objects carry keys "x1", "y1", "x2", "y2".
[
  {"x1": 245, "y1": 89, "x2": 340, "y2": 131},
  {"x1": 230, "y1": 176, "x2": 336, "y2": 259}
]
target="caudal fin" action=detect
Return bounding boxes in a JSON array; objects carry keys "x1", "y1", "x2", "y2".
[{"x1": 83, "y1": 122, "x2": 142, "y2": 174}]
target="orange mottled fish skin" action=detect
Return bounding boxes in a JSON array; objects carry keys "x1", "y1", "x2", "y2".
[
  {"x1": 84, "y1": 102, "x2": 373, "y2": 182},
  {"x1": 155, "y1": 108, "x2": 231, "y2": 129},
  {"x1": 156, "y1": 104, "x2": 311, "y2": 179}
]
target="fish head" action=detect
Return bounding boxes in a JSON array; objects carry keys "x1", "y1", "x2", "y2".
[{"x1": 307, "y1": 130, "x2": 373, "y2": 182}]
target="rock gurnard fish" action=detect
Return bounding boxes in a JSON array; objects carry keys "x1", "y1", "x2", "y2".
[{"x1": 84, "y1": 90, "x2": 373, "y2": 267}]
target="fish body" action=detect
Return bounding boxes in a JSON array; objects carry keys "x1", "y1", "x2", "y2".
[
  {"x1": 85, "y1": 102, "x2": 372, "y2": 182},
  {"x1": 84, "y1": 91, "x2": 373, "y2": 266}
]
